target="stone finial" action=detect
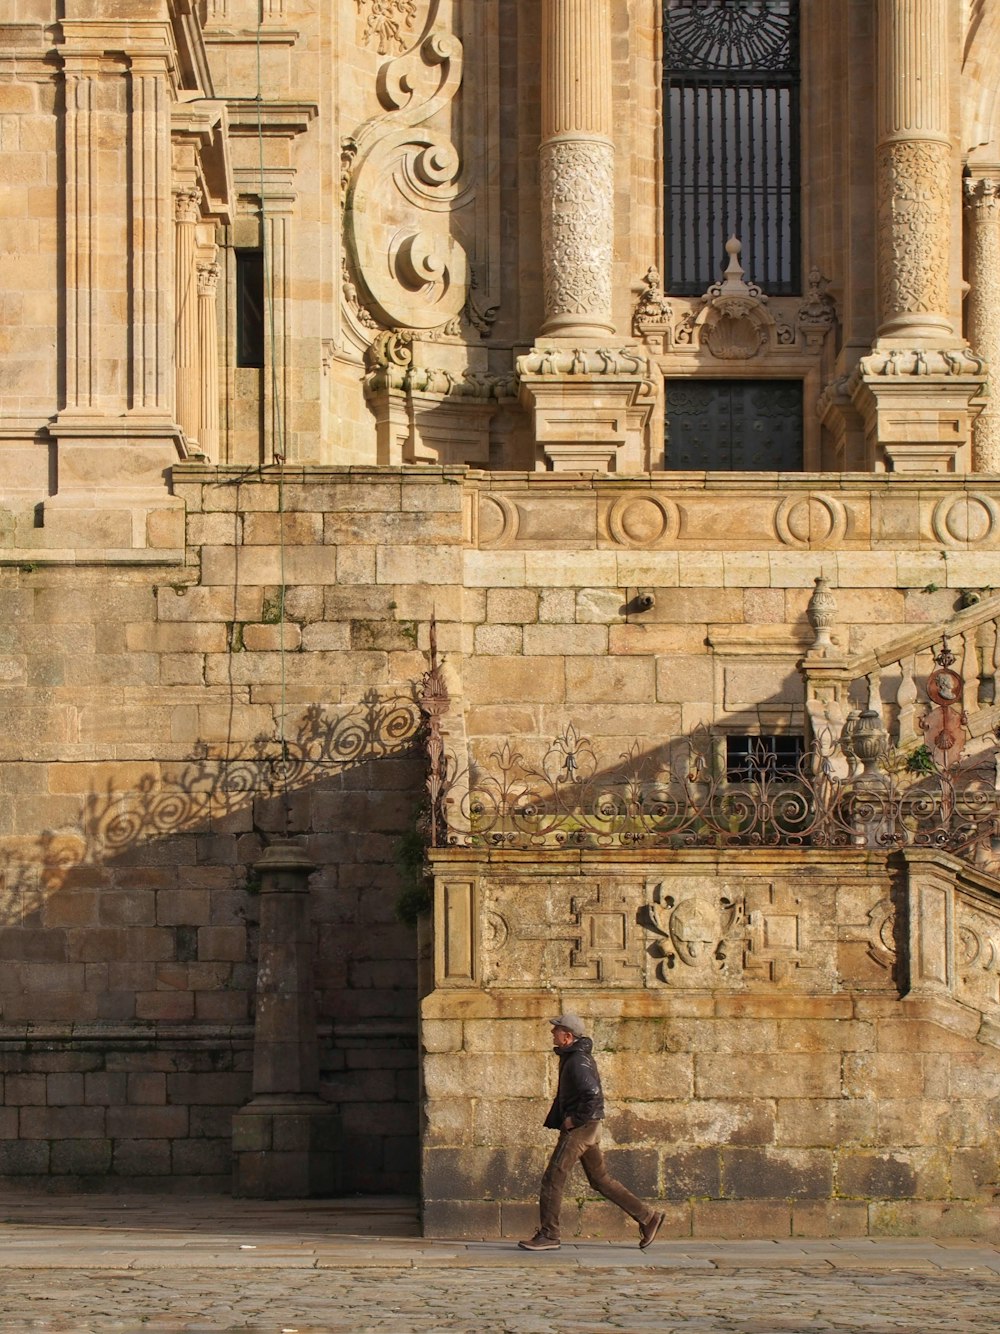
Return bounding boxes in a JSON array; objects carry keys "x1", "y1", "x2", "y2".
[
  {"x1": 632, "y1": 265, "x2": 672, "y2": 334},
  {"x1": 807, "y1": 575, "x2": 837, "y2": 653}
]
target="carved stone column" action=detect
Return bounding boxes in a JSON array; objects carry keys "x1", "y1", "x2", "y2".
[
  {"x1": 196, "y1": 259, "x2": 221, "y2": 462},
  {"x1": 232, "y1": 839, "x2": 341, "y2": 1198},
  {"x1": 519, "y1": 2, "x2": 653, "y2": 469},
  {"x1": 850, "y1": 0, "x2": 985, "y2": 472},
  {"x1": 538, "y1": 0, "x2": 615, "y2": 339},
  {"x1": 965, "y1": 177, "x2": 1000, "y2": 472},
  {"x1": 874, "y1": 0, "x2": 952, "y2": 342},
  {"x1": 173, "y1": 185, "x2": 201, "y2": 451}
]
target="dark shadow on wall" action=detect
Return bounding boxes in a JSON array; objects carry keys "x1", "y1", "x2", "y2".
[{"x1": 0, "y1": 690, "x2": 427, "y2": 1195}]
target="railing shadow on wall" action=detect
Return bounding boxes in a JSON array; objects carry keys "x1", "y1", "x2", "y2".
[{"x1": 0, "y1": 688, "x2": 426, "y2": 936}]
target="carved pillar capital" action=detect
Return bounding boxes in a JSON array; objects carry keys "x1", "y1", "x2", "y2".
[
  {"x1": 173, "y1": 185, "x2": 202, "y2": 225},
  {"x1": 196, "y1": 260, "x2": 220, "y2": 297},
  {"x1": 965, "y1": 176, "x2": 1000, "y2": 212}
]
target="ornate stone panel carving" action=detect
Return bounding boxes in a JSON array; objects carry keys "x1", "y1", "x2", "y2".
[
  {"x1": 480, "y1": 879, "x2": 645, "y2": 988},
  {"x1": 643, "y1": 880, "x2": 742, "y2": 987},
  {"x1": 539, "y1": 138, "x2": 615, "y2": 328}
]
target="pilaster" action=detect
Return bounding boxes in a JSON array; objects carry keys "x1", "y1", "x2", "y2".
[
  {"x1": 196, "y1": 257, "x2": 221, "y2": 462},
  {"x1": 47, "y1": 30, "x2": 186, "y2": 550},
  {"x1": 232, "y1": 839, "x2": 341, "y2": 1199},
  {"x1": 173, "y1": 184, "x2": 202, "y2": 452},
  {"x1": 965, "y1": 177, "x2": 1000, "y2": 472},
  {"x1": 261, "y1": 173, "x2": 296, "y2": 464}
]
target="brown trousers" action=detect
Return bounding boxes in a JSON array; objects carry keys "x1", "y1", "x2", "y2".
[{"x1": 538, "y1": 1120, "x2": 652, "y2": 1241}]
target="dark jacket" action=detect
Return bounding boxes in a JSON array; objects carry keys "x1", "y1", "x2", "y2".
[{"x1": 544, "y1": 1036, "x2": 606, "y2": 1129}]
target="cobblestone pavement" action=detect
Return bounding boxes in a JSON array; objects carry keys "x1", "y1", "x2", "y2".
[{"x1": 0, "y1": 1195, "x2": 998, "y2": 1334}]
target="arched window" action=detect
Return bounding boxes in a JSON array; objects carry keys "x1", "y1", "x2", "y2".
[{"x1": 663, "y1": 0, "x2": 800, "y2": 295}]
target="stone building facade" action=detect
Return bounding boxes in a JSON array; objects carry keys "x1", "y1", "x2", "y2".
[{"x1": 3, "y1": 0, "x2": 1000, "y2": 1236}]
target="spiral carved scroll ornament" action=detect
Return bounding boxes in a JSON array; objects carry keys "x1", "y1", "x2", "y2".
[{"x1": 344, "y1": 7, "x2": 471, "y2": 331}]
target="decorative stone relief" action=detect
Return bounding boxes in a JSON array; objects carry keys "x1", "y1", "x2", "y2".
[
  {"x1": 875, "y1": 139, "x2": 951, "y2": 323},
  {"x1": 930, "y1": 492, "x2": 998, "y2": 547},
  {"x1": 355, "y1": 0, "x2": 418, "y2": 55},
  {"x1": 479, "y1": 879, "x2": 645, "y2": 988},
  {"x1": 797, "y1": 268, "x2": 837, "y2": 346},
  {"x1": 606, "y1": 494, "x2": 679, "y2": 549},
  {"x1": 858, "y1": 346, "x2": 987, "y2": 378},
  {"x1": 517, "y1": 347, "x2": 648, "y2": 377},
  {"x1": 867, "y1": 898, "x2": 898, "y2": 969},
  {"x1": 364, "y1": 328, "x2": 514, "y2": 401},
  {"x1": 477, "y1": 493, "x2": 519, "y2": 549},
  {"x1": 632, "y1": 265, "x2": 673, "y2": 338},
  {"x1": 539, "y1": 138, "x2": 615, "y2": 329},
  {"x1": 642, "y1": 881, "x2": 742, "y2": 987},
  {"x1": 774, "y1": 493, "x2": 848, "y2": 549},
  {"x1": 344, "y1": 3, "x2": 474, "y2": 332},
  {"x1": 666, "y1": 237, "x2": 794, "y2": 359},
  {"x1": 744, "y1": 882, "x2": 812, "y2": 985}
]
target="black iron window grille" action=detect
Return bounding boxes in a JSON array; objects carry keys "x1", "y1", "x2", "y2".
[
  {"x1": 663, "y1": 0, "x2": 800, "y2": 295},
  {"x1": 726, "y1": 733, "x2": 804, "y2": 782}
]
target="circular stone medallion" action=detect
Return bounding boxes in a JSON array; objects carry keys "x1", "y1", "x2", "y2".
[{"x1": 607, "y1": 495, "x2": 679, "y2": 548}]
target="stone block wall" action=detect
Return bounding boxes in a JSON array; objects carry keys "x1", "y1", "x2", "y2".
[
  {"x1": 4, "y1": 465, "x2": 1000, "y2": 1208},
  {"x1": 0, "y1": 467, "x2": 467, "y2": 1192},
  {"x1": 421, "y1": 849, "x2": 1000, "y2": 1239}
]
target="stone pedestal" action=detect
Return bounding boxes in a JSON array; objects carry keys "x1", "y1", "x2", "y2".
[
  {"x1": 517, "y1": 353, "x2": 654, "y2": 472},
  {"x1": 232, "y1": 838, "x2": 341, "y2": 1198}
]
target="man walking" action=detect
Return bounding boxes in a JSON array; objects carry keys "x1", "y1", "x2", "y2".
[{"x1": 518, "y1": 1014, "x2": 666, "y2": 1251}]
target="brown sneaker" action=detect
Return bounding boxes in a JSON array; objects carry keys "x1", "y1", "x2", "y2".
[
  {"x1": 518, "y1": 1233, "x2": 561, "y2": 1251},
  {"x1": 639, "y1": 1210, "x2": 665, "y2": 1250}
]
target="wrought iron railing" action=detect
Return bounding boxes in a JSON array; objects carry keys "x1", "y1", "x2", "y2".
[
  {"x1": 418, "y1": 612, "x2": 1000, "y2": 862},
  {"x1": 421, "y1": 720, "x2": 999, "y2": 859}
]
